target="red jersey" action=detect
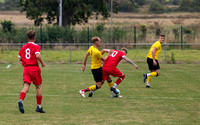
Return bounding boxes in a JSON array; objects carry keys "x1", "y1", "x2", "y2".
[
  {"x1": 103, "y1": 50, "x2": 126, "y2": 67},
  {"x1": 18, "y1": 42, "x2": 41, "y2": 67}
]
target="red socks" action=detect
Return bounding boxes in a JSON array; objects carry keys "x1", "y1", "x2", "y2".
[
  {"x1": 115, "y1": 75, "x2": 125, "y2": 85},
  {"x1": 20, "y1": 92, "x2": 43, "y2": 106},
  {"x1": 36, "y1": 96, "x2": 42, "y2": 105},
  {"x1": 82, "y1": 88, "x2": 90, "y2": 92},
  {"x1": 19, "y1": 92, "x2": 26, "y2": 101}
]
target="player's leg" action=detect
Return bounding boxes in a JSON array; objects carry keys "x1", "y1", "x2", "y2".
[
  {"x1": 80, "y1": 82, "x2": 101, "y2": 97},
  {"x1": 143, "y1": 58, "x2": 158, "y2": 82},
  {"x1": 143, "y1": 58, "x2": 160, "y2": 87},
  {"x1": 32, "y1": 67, "x2": 45, "y2": 113},
  {"x1": 79, "y1": 67, "x2": 102, "y2": 98},
  {"x1": 110, "y1": 68, "x2": 125, "y2": 94},
  {"x1": 89, "y1": 67, "x2": 111, "y2": 96},
  {"x1": 35, "y1": 85, "x2": 45, "y2": 113},
  {"x1": 83, "y1": 82, "x2": 102, "y2": 92},
  {"x1": 18, "y1": 67, "x2": 31, "y2": 114},
  {"x1": 111, "y1": 74, "x2": 125, "y2": 89},
  {"x1": 88, "y1": 67, "x2": 112, "y2": 97},
  {"x1": 145, "y1": 69, "x2": 160, "y2": 88},
  {"x1": 107, "y1": 77, "x2": 114, "y2": 89},
  {"x1": 89, "y1": 77, "x2": 114, "y2": 97},
  {"x1": 88, "y1": 81, "x2": 103, "y2": 97},
  {"x1": 145, "y1": 70, "x2": 154, "y2": 88},
  {"x1": 18, "y1": 82, "x2": 30, "y2": 113}
]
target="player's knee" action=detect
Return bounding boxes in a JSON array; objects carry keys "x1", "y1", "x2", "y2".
[
  {"x1": 97, "y1": 84, "x2": 101, "y2": 89},
  {"x1": 22, "y1": 88, "x2": 29, "y2": 93},
  {"x1": 22, "y1": 89, "x2": 29, "y2": 93},
  {"x1": 107, "y1": 77, "x2": 112, "y2": 83},
  {"x1": 121, "y1": 74, "x2": 125, "y2": 79},
  {"x1": 156, "y1": 72, "x2": 160, "y2": 77},
  {"x1": 36, "y1": 85, "x2": 41, "y2": 90},
  {"x1": 96, "y1": 82, "x2": 102, "y2": 89}
]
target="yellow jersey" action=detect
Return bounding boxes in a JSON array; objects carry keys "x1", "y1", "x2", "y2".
[
  {"x1": 147, "y1": 41, "x2": 162, "y2": 60},
  {"x1": 88, "y1": 46, "x2": 102, "y2": 69}
]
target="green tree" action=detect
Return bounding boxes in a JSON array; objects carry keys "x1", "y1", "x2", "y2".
[{"x1": 18, "y1": 0, "x2": 119, "y2": 26}]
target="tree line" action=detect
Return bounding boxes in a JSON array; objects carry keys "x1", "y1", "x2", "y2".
[{"x1": 0, "y1": 0, "x2": 200, "y2": 27}]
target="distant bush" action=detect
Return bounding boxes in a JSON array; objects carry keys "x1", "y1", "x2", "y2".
[
  {"x1": 96, "y1": 23, "x2": 105, "y2": 32},
  {"x1": 0, "y1": 0, "x2": 20, "y2": 11},
  {"x1": 119, "y1": 0, "x2": 139, "y2": 12},
  {"x1": 171, "y1": 52, "x2": 176, "y2": 64},
  {"x1": 139, "y1": 24, "x2": 147, "y2": 39},
  {"x1": 156, "y1": 28, "x2": 161, "y2": 36},
  {"x1": 173, "y1": 28, "x2": 179, "y2": 40},
  {"x1": 177, "y1": 0, "x2": 200, "y2": 12},
  {"x1": 135, "y1": 0, "x2": 146, "y2": 5},
  {"x1": 0, "y1": 24, "x2": 199, "y2": 46},
  {"x1": 46, "y1": 26, "x2": 75, "y2": 43},
  {"x1": 149, "y1": 0, "x2": 164, "y2": 14},
  {"x1": 113, "y1": 27, "x2": 127, "y2": 42},
  {"x1": 0, "y1": 20, "x2": 15, "y2": 32},
  {"x1": 183, "y1": 27, "x2": 192, "y2": 34},
  {"x1": 172, "y1": 0, "x2": 179, "y2": 5}
]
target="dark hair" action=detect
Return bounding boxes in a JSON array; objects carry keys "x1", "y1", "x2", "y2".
[
  {"x1": 121, "y1": 47, "x2": 127, "y2": 54},
  {"x1": 91, "y1": 36, "x2": 100, "y2": 43},
  {"x1": 159, "y1": 34, "x2": 165, "y2": 37},
  {"x1": 27, "y1": 30, "x2": 36, "y2": 40}
]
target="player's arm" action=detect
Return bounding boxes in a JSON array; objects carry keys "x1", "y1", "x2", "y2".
[
  {"x1": 101, "y1": 49, "x2": 113, "y2": 62},
  {"x1": 152, "y1": 47, "x2": 157, "y2": 66},
  {"x1": 101, "y1": 49, "x2": 110, "y2": 55},
  {"x1": 122, "y1": 56, "x2": 138, "y2": 70},
  {"x1": 18, "y1": 50, "x2": 22, "y2": 61},
  {"x1": 81, "y1": 52, "x2": 90, "y2": 71},
  {"x1": 18, "y1": 56, "x2": 22, "y2": 61},
  {"x1": 36, "y1": 54, "x2": 45, "y2": 67}
]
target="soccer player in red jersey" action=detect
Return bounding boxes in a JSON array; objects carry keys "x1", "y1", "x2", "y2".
[
  {"x1": 18, "y1": 30, "x2": 45, "y2": 113},
  {"x1": 102, "y1": 47, "x2": 139, "y2": 95}
]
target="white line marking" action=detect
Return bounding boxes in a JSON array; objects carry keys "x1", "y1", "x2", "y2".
[
  {"x1": 6, "y1": 64, "x2": 11, "y2": 68},
  {"x1": 0, "y1": 93, "x2": 199, "y2": 100}
]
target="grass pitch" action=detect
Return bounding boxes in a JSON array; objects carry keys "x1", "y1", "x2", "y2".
[
  {"x1": 0, "y1": 63, "x2": 199, "y2": 124},
  {"x1": 1, "y1": 49, "x2": 200, "y2": 64}
]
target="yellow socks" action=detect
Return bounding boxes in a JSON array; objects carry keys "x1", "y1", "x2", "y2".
[
  {"x1": 107, "y1": 81, "x2": 114, "y2": 88},
  {"x1": 89, "y1": 85, "x2": 97, "y2": 91},
  {"x1": 150, "y1": 72, "x2": 157, "y2": 77},
  {"x1": 146, "y1": 76, "x2": 152, "y2": 86},
  {"x1": 146, "y1": 72, "x2": 157, "y2": 86},
  {"x1": 147, "y1": 76, "x2": 152, "y2": 82}
]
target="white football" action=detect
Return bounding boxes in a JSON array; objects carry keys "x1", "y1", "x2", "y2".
[{"x1": 111, "y1": 89, "x2": 120, "y2": 97}]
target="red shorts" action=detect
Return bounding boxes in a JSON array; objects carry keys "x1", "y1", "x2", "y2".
[
  {"x1": 102, "y1": 66, "x2": 123, "y2": 81},
  {"x1": 23, "y1": 66, "x2": 42, "y2": 86}
]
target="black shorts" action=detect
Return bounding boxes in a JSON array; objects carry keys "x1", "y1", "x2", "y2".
[
  {"x1": 147, "y1": 58, "x2": 160, "y2": 71},
  {"x1": 91, "y1": 67, "x2": 102, "y2": 82}
]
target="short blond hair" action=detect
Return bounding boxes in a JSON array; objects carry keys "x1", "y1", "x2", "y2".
[
  {"x1": 91, "y1": 36, "x2": 100, "y2": 43},
  {"x1": 121, "y1": 47, "x2": 127, "y2": 54}
]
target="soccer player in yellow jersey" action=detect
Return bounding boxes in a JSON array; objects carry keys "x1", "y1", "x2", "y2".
[
  {"x1": 143, "y1": 34, "x2": 165, "y2": 88},
  {"x1": 79, "y1": 36, "x2": 113, "y2": 98}
]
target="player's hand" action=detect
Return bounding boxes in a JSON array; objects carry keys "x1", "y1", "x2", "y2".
[
  {"x1": 42, "y1": 63, "x2": 46, "y2": 67},
  {"x1": 108, "y1": 49, "x2": 114, "y2": 55},
  {"x1": 153, "y1": 60, "x2": 157, "y2": 66},
  {"x1": 81, "y1": 65, "x2": 86, "y2": 72},
  {"x1": 135, "y1": 65, "x2": 139, "y2": 70}
]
